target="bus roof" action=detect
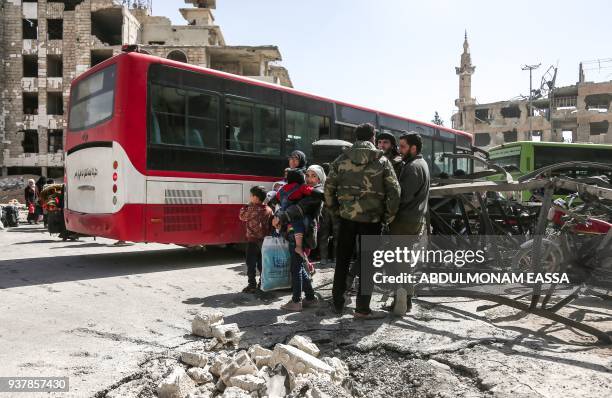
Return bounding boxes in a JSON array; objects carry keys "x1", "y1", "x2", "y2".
[
  {"x1": 489, "y1": 141, "x2": 612, "y2": 152},
  {"x1": 74, "y1": 51, "x2": 472, "y2": 140}
]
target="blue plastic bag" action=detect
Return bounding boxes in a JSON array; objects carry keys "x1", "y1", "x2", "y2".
[{"x1": 261, "y1": 235, "x2": 291, "y2": 291}]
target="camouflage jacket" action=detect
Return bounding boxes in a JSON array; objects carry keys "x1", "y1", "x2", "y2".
[{"x1": 324, "y1": 140, "x2": 400, "y2": 224}]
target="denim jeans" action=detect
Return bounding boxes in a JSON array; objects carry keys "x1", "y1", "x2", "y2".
[
  {"x1": 246, "y1": 241, "x2": 262, "y2": 286},
  {"x1": 289, "y1": 240, "x2": 315, "y2": 303}
]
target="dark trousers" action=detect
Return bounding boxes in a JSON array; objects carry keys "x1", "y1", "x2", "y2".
[
  {"x1": 332, "y1": 217, "x2": 381, "y2": 313},
  {"x1": 318, "y1": 209, "x2": 339, "y2": 261},
  {"x1": 289, "y1": 240, "x2": 315, "y2": 303},
  {"x1": 246, "y1": 241, "x2": 263, "y2": 286}
]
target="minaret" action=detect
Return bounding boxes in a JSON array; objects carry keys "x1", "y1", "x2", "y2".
[{"x1": 455, "y1": 31, "x2": 476, "y2": 107}]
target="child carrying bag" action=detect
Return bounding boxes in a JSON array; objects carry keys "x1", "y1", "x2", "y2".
[{"x1": 260, "y1": 234, "x2": 291, "y2": 291}]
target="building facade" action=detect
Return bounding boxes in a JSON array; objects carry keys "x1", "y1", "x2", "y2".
[
  {"x1": 0, "y1": 0, "x2": 292, "y2": 177},
  {"x1": 452, "y1": 34, "x2": 612, "y2": 149}
]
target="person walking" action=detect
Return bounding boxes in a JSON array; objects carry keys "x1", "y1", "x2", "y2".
[
  {"x1": 387, "y1": 132, "x2": 431, "y2": 315},
  {"x1": 24, "y1": 179, "x2": 37, "y2": 224},
  {"x1": 325, "y1": 123, "x2": 400, "y2": 318}
]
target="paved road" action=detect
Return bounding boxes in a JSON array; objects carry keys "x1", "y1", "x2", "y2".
[{"x1": 1, "y1": 225, "x2": 611, "y2": 397}]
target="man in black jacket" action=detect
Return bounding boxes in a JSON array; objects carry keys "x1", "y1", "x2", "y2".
[{"x1": 387, "y1": 132, "x2": 430, "y2": 315}]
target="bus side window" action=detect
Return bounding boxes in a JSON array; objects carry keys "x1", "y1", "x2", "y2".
[
  {"x1": 150, "y1": 83, "x2": 219, "y2": 149},
  {"x1": 285, "y1": 109, "x2": 330, "y2": 159},
  {"x1": 225, "y1": 98, "x2": 281, "y2": 156}
]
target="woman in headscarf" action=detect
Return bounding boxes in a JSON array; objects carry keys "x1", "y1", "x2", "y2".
[
  {"x1": 288, "y1": 150, "x2": 307, "y2": 171},
  {"x1": 25, "y1": 179, "x2": 37, "y2": 224},
  {"x1": 274, "y1": 164, "x2": 326, "y2": 312}
]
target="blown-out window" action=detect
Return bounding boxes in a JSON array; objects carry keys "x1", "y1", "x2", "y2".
[
  {"x1": 225, "y1": 98, "x2": 280, "y2": 156},
  {"x1": 149, "y1": 83, "x2": 219, "y2": 149},
  {"x1": 285, "y1": 110, "x2": 330, "y2": 158}
]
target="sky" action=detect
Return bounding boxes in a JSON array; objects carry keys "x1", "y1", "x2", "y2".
[{"x1": 152, "y1": 0, "x2": 612, "y2": 127}]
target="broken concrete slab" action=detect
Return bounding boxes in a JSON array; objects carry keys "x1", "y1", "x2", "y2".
[
  {"x1": 187, "y1": 366, "x2": 214, "y2": 384},
  {"x1": 212, "y1": 323, "x2": 243, "y2": 346},
  {"x1": 321, "y1": 356, "x2": 349, "y2": 382},
  {"x1": 192, "y1": 310, "x2": 224, "y2": 338},
  {"x1": 270, "y1": 344, "x2": 333, "y2": 376},
  {"x1": 210, "y1": 353, "x2": 232, "y2": 377},
  {"x1": 228, "y1": 374, "x2": 266, "y2": 393},
  {"x1": 220, "y1": 386, "x2": 252, "y2": 398},
  {"x1": 181, "y1": 351, "x2": 209, "y2": 368},
  {"x1": 157, "y1": 366, "x2": 197, "y2": 398},
  {"x1": 288, "y1": 335, "x2": 320, "y2": 357},
  {"x1": 247, "y1": 344, "x2": 273, "y2": 368},
  {"x1": 220, "y1": 351, "x2": 258, "y2": 385}
]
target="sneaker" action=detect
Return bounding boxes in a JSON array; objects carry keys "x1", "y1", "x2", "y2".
[
  {"x1": 353, "y1": 310, "x2": 388, "y2": 320},
  {"x1": 242, "y1": 285, "x2": 258, "y2": 294},
  {"x1": 280, "y1": 300, "x2": 303, "y2": 312},
  {"x1": 393, "y1": 288, "x2": 408, "y2": 316},
  {"x1": 302, "y1": 297, "x2": 319, "y2": 308}
]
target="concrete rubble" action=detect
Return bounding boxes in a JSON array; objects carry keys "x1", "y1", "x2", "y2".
[
  {"x1": 288, "y1": 335, "x2": 320, "y2": 358},
  {"x1": 192, "y1": 310, "x2": 225, "y2": 338},
  {"x1": 157, "y1": 366, "x2": 197, "y2": 398},
  {"x1": 152, "y1": 311, "x2": 353, "y2": 398}
]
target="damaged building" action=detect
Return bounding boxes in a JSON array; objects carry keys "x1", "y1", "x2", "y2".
[
  {"x1": 0, "y1": 0, "x2": 292, "y2": 177},
  {"x1": 452, "y1": 33, "x2": 612, "y2": 149}
]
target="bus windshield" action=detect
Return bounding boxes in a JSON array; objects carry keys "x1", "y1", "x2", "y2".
[{"x1": 69, "y1": 64, "x2": 117, "y2": 131}]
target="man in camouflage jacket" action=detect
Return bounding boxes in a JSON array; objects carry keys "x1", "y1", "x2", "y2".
[{"x1": 325, "y1": 123, "x2": 400, "y2": 318}]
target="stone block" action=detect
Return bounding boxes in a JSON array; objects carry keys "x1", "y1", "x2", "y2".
[
  {"x1": 288, "y1": 335, "x2": 320, "y2": 357},
  {"x1": 247, "y1": 344, "x2": 273, "y2": 368},
  {"x1": 221, "y1": 386, "x2": 251, "y2": 398},
  {"x1": 271, "y1": 344, "x2": 333, "y2": 377},
  {"x1": 228, "y1": 374, "x2": 266, "y2": 393},
  {"x1": 321, "y1": 357, "x2": 349, "y2": 382},
  {"x1": 157, "y1": 366, "x2": 197, "y2": 398},
  {"x1": 210, "y1": 353, "x2": 231, "y2": 377},
  {"x1": 211, "y1": 323, "x2": 243, "y2": 346},
  {"x1": 192, "y1": 310, "x2": 224, "y2": 338},
  {"x1": 181, "y1": 351, "x2": 209, "y2": 368},
  {"x1": 220, "y1": 351, "x2": 258, "y2": 385},
  {"x1": 187, "y1": 366, "x2": 214, "y2": 384}
]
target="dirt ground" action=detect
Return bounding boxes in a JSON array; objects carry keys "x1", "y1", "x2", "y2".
[{"x1": 0, "y1": 224, "x2": 611, "y2": 397}]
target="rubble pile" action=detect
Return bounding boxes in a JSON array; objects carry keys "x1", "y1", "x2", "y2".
[
  {"x1": 0, "y1": 176, "x2": 25, "y2": 191},
  {"x1": 155, "y1": 310, "x2": 354, "y2": 398}
]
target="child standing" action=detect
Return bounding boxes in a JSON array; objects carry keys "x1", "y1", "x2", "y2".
[
  {"x1": 276, "y1": 169, "x2": 312, "y2": 257},
  {"x1": 239, "y1": 186, "x2": 273, "y2": 293}
]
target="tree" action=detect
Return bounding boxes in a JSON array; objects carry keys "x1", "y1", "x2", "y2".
[{"x1": 432, "y1": 111, "x2": 444, "y2": 126}]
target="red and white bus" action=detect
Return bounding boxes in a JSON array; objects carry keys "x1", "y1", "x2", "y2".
[{"x1": 65, "y1": 48, "x2": 473, "y2": 245}]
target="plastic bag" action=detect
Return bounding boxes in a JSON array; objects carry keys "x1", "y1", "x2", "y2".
[{"x1": 260, "y1": 235, "x2": 291, "y2": 291}]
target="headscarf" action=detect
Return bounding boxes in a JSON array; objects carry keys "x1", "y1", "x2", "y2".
[
  {"x1": 307, "y1": 165, "x2": 326, "y2": 187},
  {"x1": 289, "y1": 150, "x2": 307, "y2": 169},
  {"x1": 28, "y1": 179, "x2": 35, "y2": 187}
]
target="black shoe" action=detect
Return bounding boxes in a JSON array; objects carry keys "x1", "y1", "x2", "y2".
[
  {"x1": 331, "y1": 298, "x2": 345, "y2": 314},
  {"x1": 242, "y1": 285, "x2": 258, "y2": 293}
]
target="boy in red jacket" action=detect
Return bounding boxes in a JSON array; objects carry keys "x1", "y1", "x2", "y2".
[{"x1": 239, "y1": 186, "x2": 273, "y2": 293}]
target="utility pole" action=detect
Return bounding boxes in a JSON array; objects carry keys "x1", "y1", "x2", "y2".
[{"x1": 522, "y1": 64, "x2": 541, "y2": 140}]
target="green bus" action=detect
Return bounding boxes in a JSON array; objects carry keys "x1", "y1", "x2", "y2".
[
  {"x1": 489, "y1": 141, "x2": 612, "y2": 175},
  {"x1": 488, "y1": 141, "x2": 612, "y2": 200}
]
